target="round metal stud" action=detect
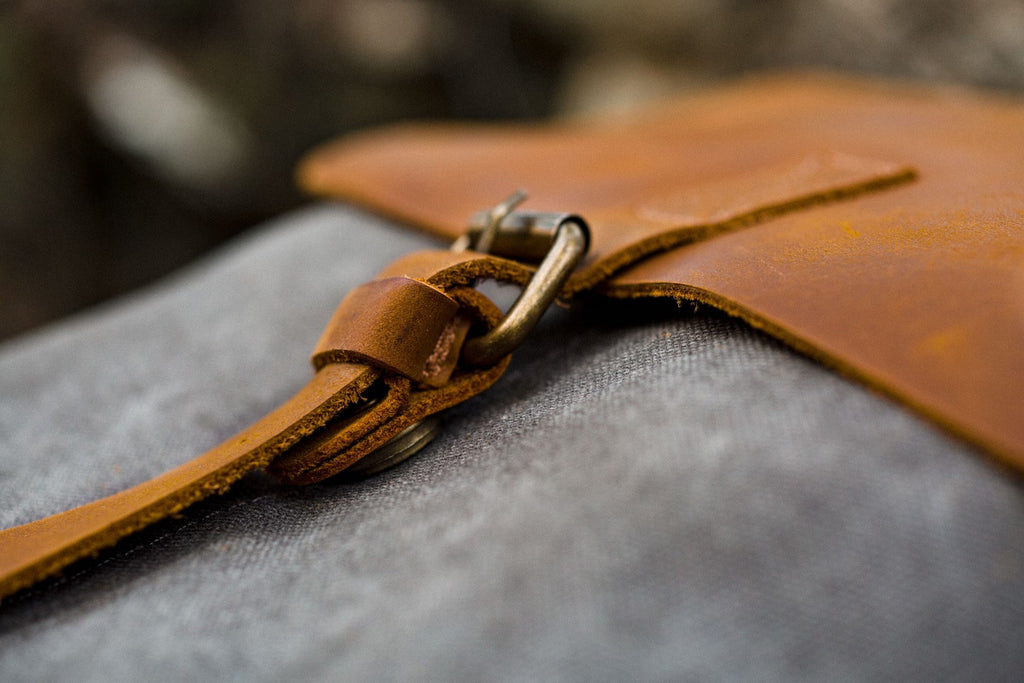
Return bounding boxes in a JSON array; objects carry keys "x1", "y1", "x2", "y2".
[{"x1": 341, "y1": 416, "x2": 442, "y2": 479}]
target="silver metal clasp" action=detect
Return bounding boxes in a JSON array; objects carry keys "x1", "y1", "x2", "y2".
[{"x1": 454, "y1": 191, "x2": 590, "y2": 366}]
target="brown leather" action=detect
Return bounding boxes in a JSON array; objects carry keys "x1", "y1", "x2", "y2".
[
  {"x1": 299, "y1": 73, "x2": 1024, "y2": 470},
  {"x1": 312, "y1": 276, "x2": 469, "y2": 387},
  {"x1": 0, "y1": 260, "x2": 514, "y2": 601},
  {"x1": 0, "y1": 363, "x2": 381, "y2": 601},
  {"x1": 303, "y1": 141, "x2": 915, "y2": 295},
  {"x1": 271, "y1": 285, "x2": 511, "y2": 484},
  {"x1": 269, "y1": 252, "x2": 544, "y2": 483},
  {"x1": 4, "y1": 72, "x2": 1022, "y2": 603}
]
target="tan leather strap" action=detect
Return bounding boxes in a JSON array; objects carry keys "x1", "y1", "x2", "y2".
[
  {"x1": 270, "y1": 284, "x2": 511, "y2": 484},
  {"x1": 298, "y1": 73, "x2": 1024, "y2": 472},
  {"x1": 0, "y1": 264, "x2": 511, "y2": 601},
  {"x1": 4, "y1": 73, "x2": 1022, "y2": 603},
  {"x1": 0, "y1": 364, "x2": 378, "y2": 600}
]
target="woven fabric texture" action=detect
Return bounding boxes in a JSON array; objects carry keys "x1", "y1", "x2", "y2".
[{"x1": 1, "y1": 205, "x2": 1021, "y2": 681}]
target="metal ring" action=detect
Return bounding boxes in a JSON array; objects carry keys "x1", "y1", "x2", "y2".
[{"x1": 460, "y1": 218, "x2": 589, "y2": 366}]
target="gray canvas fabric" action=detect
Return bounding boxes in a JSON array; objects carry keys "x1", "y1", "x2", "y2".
[{"x1": 1, "y1": 205, "x2": 1021, "y2": 681}]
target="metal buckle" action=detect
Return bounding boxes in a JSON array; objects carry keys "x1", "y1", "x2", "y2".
[
  {"x1": 350, "y1": 192, "x2": 589, "y2": 477},
  {"x1": 455, "y1": 191, "x2": 590, "y2": 366}
]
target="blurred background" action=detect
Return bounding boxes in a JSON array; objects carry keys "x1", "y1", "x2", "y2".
[{"x1": 3, "y1": 0, "x2": 1024, "y2": 340}]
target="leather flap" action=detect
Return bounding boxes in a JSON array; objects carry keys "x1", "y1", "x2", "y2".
[{"x1": 297, "y1": 73, "x2": 1024, "y2": 471}]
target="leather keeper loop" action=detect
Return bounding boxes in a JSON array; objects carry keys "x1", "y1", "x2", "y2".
[{"x1": 312, "y1": 276, "x2": 467, "y2": 387}]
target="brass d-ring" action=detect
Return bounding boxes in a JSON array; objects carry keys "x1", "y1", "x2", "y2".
[
  {"x1": 455, "y1": 192, "x2": 590, "y2": 367},
  {"x1": 355, "y1": 194, "x2": 590, "y2": 477},
  {"x1": 460, "y1": 217, "x2": 588, "y2": 366}
]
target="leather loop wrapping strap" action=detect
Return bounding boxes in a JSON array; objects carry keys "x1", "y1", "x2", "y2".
[
  {"x1": 0, "y1": 263, "x2": 512, "y2": 601},
  {"x1": 312, "y1": 276, "x2": 469, "y2": 387},
  {"x1": 271, "y1": 284, "x2": 510, "y2": 484}
]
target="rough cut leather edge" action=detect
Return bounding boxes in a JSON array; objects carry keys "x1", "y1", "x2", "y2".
[
  {"x1": 0, "y1": 249, "x2": 522, "y2": 601},
  {"x1": 6, "y1": 73, "x2": 1021, "y2": 603},
  {"x1": 293, "y1": 73, "x2": 1024, "y2": 471},
  {"x1": 380, "y1": 250, "x2": 535, "y2": 290},
  {"x1": 601, "y1": 280, "x2": 1022, "y2": 472},
  {"x1": 267, "y1": 374, "x2": 413, "y2": 483},
  {"x1": 562, "y1": 162, "x2": 916, "y2": 295},
  {"x1": 299, "y1": 131, "x2": 917, "y2": 296},
  {"x1": 0, "y1": 363, "x2": 382, "y2": 602},
  {"x1": 272, "y1": 287, "x2": 510, "y2": 484}
]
